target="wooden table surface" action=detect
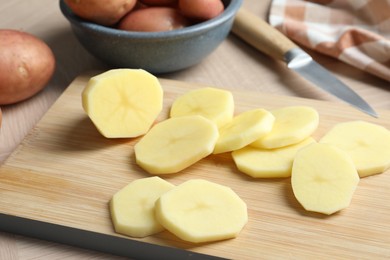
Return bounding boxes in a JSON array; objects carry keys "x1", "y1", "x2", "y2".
[{"x1": 0, "y1": 0, "x2": 389, "y2": 259}]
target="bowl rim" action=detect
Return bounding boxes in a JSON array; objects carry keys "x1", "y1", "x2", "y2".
[{"x1": 59, "y1": 0, "x2": 243, "y2": 39}]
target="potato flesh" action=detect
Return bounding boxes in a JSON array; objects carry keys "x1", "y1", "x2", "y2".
[
  {"x1": 110, "y1": 177, "x2": 175, "y2": 237},
  {"x1": 319, "y1": 121, "x2": 390, "y2": 177},
  {"x1": 251, "y1": 106, "x2": 319, "y2": 149},
  {"x1": 82, "y1": 69, "x2": 163, "y2": 138},
  {"x1": 213, "y1": 108, "x2": 275, "y2": 154},
  {"x1": 155, "y1": 179, "x2": 247, "y2": 243},
  {"x1": 170, "y1": 87, "x2": 234, "y2": 128},
  {"x1": 291, "y1": 143, "x2": 359, "y2": 215},
  {"x1": 134, "y1": 115, "x2": 219, "y2": 174},
  {"x1": 232, "y1": 137, "x2": 315, "y2": 178}
]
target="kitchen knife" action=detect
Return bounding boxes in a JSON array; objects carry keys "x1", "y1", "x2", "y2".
[{"x1": 231, "y1": 8, "x2": 377, "y2": 118}]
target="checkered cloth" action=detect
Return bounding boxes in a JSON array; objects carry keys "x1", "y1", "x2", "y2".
[{"x1": 269, "y1": 0, "x2": 390, "y2": 82}]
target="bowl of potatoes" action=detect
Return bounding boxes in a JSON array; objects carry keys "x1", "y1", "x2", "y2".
[{"x1": 60, "y1": 0, "x2": 243, "y2": 74}]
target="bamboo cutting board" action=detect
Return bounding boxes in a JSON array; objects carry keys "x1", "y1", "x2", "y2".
[{"x1": 0, "y1": 72, "x2": 389, "y2": 259}]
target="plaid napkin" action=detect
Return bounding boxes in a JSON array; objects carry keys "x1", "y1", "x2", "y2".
[{"x1": 269, "y1": 0, "x2": 390, "y2": 82}]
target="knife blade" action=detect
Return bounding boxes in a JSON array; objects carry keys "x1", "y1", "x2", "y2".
[{"x1": 231, "y1": 8, "x2": 377, "y2": 118}]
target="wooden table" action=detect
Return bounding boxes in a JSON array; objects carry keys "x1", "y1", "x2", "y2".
[{"x1": 1, "y1": 1, "x2": 389, "y2": 259}]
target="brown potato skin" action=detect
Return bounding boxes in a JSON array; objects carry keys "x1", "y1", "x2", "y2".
[
  {"x1": 0, "y1": 30, "x2": 56, "y2": 105},
  {"x1": 139, "y1": 0, "x2": 178, "y2": 6},
  {"x1": 118, "y1": 7, "x2": 190, "y2": 32},
  {"x1": 179, "y1": 0, "x2": 224, "y2": 21},
  {"x1": 64, "y1": 0, "x2": 137, "y2": 26}
]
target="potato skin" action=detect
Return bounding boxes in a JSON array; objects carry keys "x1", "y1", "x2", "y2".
[
  {"x1": 118, "y1": 7, "x2": 190, "y2": 32},
  {"x1": 0, "y1": 30, "x2": 56, "y2": 105},
  {"x1": 179, "y1": 0, "x2": 224, "y2": 20},
  {"x1": 64, "y1": 0, "x2": 137, "y2": 26},
  {"x1": 139, "y1": 0, "x2": 178, "y2": 6}
]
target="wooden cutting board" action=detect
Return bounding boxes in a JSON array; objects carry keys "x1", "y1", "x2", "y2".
[{"x1": 1, "y1": 72, "x2": 389, "y2": 259}]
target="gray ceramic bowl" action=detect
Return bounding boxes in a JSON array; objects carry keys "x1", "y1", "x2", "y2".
[{"x1": 60, "y1": 0, "x2": 243, "y2": 74}]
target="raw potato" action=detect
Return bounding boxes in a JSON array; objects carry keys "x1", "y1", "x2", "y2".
[
  {"x1": 134, "y1": 115, "x2": 219, "y2": 174},
  {"x1": 251, "y1": 106, "x2": 319, "y2": 149},
  {"x1": 320, "y1": 121, "x2": 390, "y2": 177},
  {"x1": 179, "y1": 0, "x2": 224, "y2": 20},
  {"x1": 118, "y1": 7, "x2": 190, "y2": 32},
  {"x1": 82, "y1": 69, "x2": 163, "y2": 138},
  {"x1": 155, "y1": 179, "x2": 248, "y2": 243},
  {"x1": 64, "y1": 0, "x2": 137, "y2": 26},
  {"x1": 232, "y1": 137, "x2": 315, "y2": 178},
  {"x1": 213, "y1": 109, "x2": 275, "y2": 154},
  {"x1": 110, "y1": 177, "x2": 175, "y2": 237},
  {"x1": 170, "y1": 87, "x2": 234, "y2": 128},
  {"x1": 291, "y1": 143, "x2": 359, "y2": 215},
  {"x1": 0, "y1": 30, "x2": 55, "y2": 105},
  {"x1": 139, "y1": 0, "x2": 178, "y2": 6}
]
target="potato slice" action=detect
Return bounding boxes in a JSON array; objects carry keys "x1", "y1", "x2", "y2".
[
  {"x1": 110, "y1": 177, "x2": 175, "y2": 238},
  {"x1": 213, "y1": 108, "x2": 275, "y2": 154},
  {"x1": 155, "y1": 179, "x2": 248, "y2": 243},
  {"x1": 232, "y1": 137, "x2": 315, "y2": 178},
  {"x1": 291, "y1": 143, "x2": 359, "y2": 215},
  {"x1": 134, "y1": 115, "x2": 219, "y2": 174},
  {"x1": 320, "y1": 121, "x2": 390, "y2": 177},
  {"x1": 251, "y1": 106, "x2": 319, "y2": 149},
  {"x1": 82, "y1": 69, "x2": 163, "y2": 138},
  {"x1": 170, "y1": 87, "x2": 234, "y2": 128}
]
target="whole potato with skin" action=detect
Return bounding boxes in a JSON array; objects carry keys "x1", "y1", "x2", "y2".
[
  {"x1": 139, "y1": 0, "x2": 178, "y2": 6},
  {"x1": 64, "y1": 0, "x2": 137, "y2": 26},
  {"x1": 179, "y1": 0, "x2": 224, "y2": 21},
  {"x1": 0, "y1": 30, "x2": 55, "y2": 105},
  {"x1": 118, "y1": 7, "x2": 190, "y2": 32}
]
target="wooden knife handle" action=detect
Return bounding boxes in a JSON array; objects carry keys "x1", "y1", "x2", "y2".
[{"x1": 232, "y1": 8, "x2": 297, "y2": 61}]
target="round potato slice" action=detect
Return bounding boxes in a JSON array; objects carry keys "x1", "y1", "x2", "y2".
[
  {"x1": 320, "y1": 120, "x2": 390, "y2": 177},
  {"x1": 170, "y1": 87, "x2": 234, "y2": 128},
  {"x1": 292, "y1": 143, "x2": 359, "y2": 215},
  {"x1": 251, "y1": 106, "x2": 319, "y2": 149},
  {"x1": 155, "y1": 179, "x2": 248, "y2": 243},
  {"x1": 213, "y1": 108, "x2": 275, "y2": 154},
  {"x1": 110, "y1": 177, "x2": 175, "y2": 237},
  {"x1": 233, "y1": 137, "x2": 315, "y2": 178},
  {"x1": 134, "y1": 115, "x2": 219, "y2": 174}
]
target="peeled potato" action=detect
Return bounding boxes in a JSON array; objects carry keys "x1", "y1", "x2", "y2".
[
  {"x1": 251, "y1": 106, "x2": 319, "y2": 149},
  {"x1": 0, "y1": 30, "x2": 55, "y2": 105},
  {"x1": 110, "y1": 177, "x2": 175, "y2": 238},
  {"x1": 64, "y1": 0, "x2": 137, "y2": 26},
  {"x1": 118, "y1": 7, "x2": 190, "y2": 32},
  {"x1": 320, "y1": 121, "x2": 390, "y2": 177},
  {"x1": 170, "y1": 87, "x2": 234, "y2": 128},
  {"x1": 213, "y1": 108, "x2": 275, "y2": 154},
  {"x1": 155, "y1": 179, "x2": 247, "y2": 243},
  {"x1": 292, "y1": 143, "x2": 359, "y2": 215},
  {"x1": 134, "y1": 115, "x2": 219, "y2": 174},
  {"x1": 82, "y1": 69, "x2": 163, "y2": 138},
  {"x1": 232, "y1": 137, "x2": 316, "y2": 178}
]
